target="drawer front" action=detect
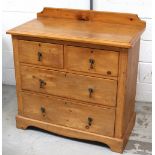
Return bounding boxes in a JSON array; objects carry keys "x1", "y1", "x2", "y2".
[
  {"x1": 22, "y1": 92, "x2": 115, "y2": 137},
  {"x1": 21, "y1": 65, "x2": 117, "y2": 106},
  {"x1": 64, "y1": 46, "x2": 119, "y2": 76},
  {"x1": 19, "y1": 40, "x2": 63, "y2": 68}
]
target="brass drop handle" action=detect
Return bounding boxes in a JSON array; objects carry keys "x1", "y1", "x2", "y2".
[
  {"x1": 40, "y1": 106, "x2": 46, "y2": 116},
  {"x1": 86, "y1": 117, "x2": 93, "y2": 129},
  {"x1": 38, "y1": 51, "x2": 42, "y2": 61},
  {"x1": 89, "y1": 58, "x2": 95, "y2": 69},
  {"x1": 39, "y1": 79, "x2": 46, "y2": 88},
  {"x1": 88, "y1": 88, "x2": 93, "y2": 98}
]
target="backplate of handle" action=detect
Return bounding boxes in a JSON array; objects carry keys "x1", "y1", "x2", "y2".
[
  {"x1": 40, "y1": 106, "x2": 46, "y2": 117},
  {"x1": 88, "y1": 88, "x2": 93, "y2": 98},
  {"x1": 39, "y1": 79, "x2": 46, "y2": 88},
  {"x1": 40, "y1": 106, "x2": 45, "y2": 113},
  {"x1": 85, "y1": 117, "x2": 93, "y2": 129},
  {"x1": 38, "y1": 51, "x2": 42, "y2": 61},
  {"x1": 89, "y1": 58, "x2": 95, "y2": 69}
]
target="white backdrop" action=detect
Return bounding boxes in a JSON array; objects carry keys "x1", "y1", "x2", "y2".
[{"x1": 2, "y1": 0, "x2": 152, "y2": 102}]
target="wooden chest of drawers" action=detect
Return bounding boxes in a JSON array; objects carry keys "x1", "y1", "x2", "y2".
[{"x1": 7, "y1": 7, "x2": 145, "y2": 153}]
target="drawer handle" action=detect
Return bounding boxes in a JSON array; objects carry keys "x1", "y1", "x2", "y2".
[
  {"x1": 38, "y1": 51, "x2": 42, "y2": 61},
  {"x1": 39, "y1": 79, "x2": 46, "y2": 88},
  {"x1": 40, "y1": 106, "x2": 46, "y2": 116},
  {"x1": 88, "y1": 88, "x2": 93, "y2": 98},
  {"x1": 86, "y1": 117, "x2": 93, "y2": 129},
  {"x1": 89, "y1": 58, "x2": 95, "y2": 69}
]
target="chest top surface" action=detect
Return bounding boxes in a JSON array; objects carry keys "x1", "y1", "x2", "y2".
[{"x1": 7, "y1": 7, "x2": 145, "y2": 48}]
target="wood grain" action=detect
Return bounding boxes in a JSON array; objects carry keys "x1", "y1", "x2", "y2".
[
  {"x1": 64, "y1": 45, "x2": 119, "y2": 76},
  {"x1": 115, "y1": 50, "x2": 128, "y2": 138},
  {"x1": 7, "y1": 8, "x2": 146, "y2": 48},
  {"x1": 15, "y1": 35, "x2": 127, "y2": 52},
  {"x1": 16, "y1": 111, "x2": 136, "y2": 153},
  {"x1": 12, "y1": 37, "x2": 23, "y2": 115},
  {"x1": 18, "y1": 40, "x2": 63, "y2": 68},
  {"x1": 115, "y1": 40, "x2": 140, "y2": 138},
  {"x1": 20, "y1": 62, "x2": 118, "y2": 80},
  {"x1": 22, "y1": 92, "x2": 115, "y2": 137},
  {"x1": 20, "y1": 65, "x2": 117, "y2": 107},
  {"x1": 7, "y1": 7, "x2": 145, "y2": 153},
  {"x1": 16, "y1": 114, "x2": 124, "y2": 153},
  {"x1": 123, "y1": 39, "x2": 140, "y2": 135},
  {"x1": 38, "y1": 7, "x2": 145, "y2": 26},
  {"x1": 122, "y1": 112, "x2": 136, "y2": 150}
]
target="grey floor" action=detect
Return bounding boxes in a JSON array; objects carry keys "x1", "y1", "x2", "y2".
[{"x1": 2, "y1": 85, "x2": 152, "y2": 155}]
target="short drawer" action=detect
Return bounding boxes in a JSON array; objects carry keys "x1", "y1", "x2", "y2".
[
  {"x1": 18, "y1": 40, "x2": 63, "y2": 68},
  {"x1": 64, "y1": 46, "x2": 119, "y2": 76},
  {"x1": 20, "y1": 65, "x2": 117, "y2": 106},
  {"x1": 22, "y1": 92, "x2": 115, "y2": 137}
]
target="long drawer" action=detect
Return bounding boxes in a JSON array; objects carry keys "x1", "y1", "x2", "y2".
[
  {"x1": 18, "y1": 40, "x2": 63, "y2": 68},
  {"x1": 20, "y1": 65, "x2": 117, "y2": 106},
  {"x1": 64, "y1": 45, "x2": 119, "y2": 76},
  {"x1": 21, "y1": 92, "x2": 115, "y2": 137}
]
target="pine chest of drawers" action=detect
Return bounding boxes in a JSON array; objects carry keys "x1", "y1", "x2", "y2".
[{"x1": 7, "y1": 7, "x2": 145, "y2": 153}]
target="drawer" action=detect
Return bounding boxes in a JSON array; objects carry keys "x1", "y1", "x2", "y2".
[
  {"x1": 21, "y1": 65, "x2": 117, "y2": 106},
  {"x1": 18, "y1": 40, "x2": 63, "y2": 68},
  {"x1": 64, "y1": 46, "x2": 119, "y2": 76},
  {"x1": 22, "y1": 92, "x2": 115, "y2": 137}
]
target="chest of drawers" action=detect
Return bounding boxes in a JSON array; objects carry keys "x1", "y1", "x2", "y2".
[{"x1": 7, "y1": 7, "x2": 145, "y2": 153}]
